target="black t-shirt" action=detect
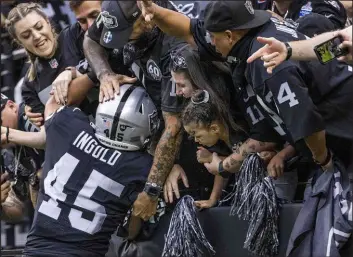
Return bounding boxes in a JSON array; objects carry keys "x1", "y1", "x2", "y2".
[
  {"x1": 23, "y1": 107, "x2": 153, "y2": 257},
  {"x1": 21, "y1": 23, "x2": 94, "y2": 114},
  {"x1": 251, "y1": 0, "x2": 346, "y2": 29},
  {"x1": 87, "y1": 8, "x2": 186, "y2": 114}
]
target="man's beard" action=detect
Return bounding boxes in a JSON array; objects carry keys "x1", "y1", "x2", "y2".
[{"x1": 123, "y1": 27, "x2": 159, "y2": 66}]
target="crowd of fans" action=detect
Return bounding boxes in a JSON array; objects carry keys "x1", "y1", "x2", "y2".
[{"x1": 0, "y1": 1, "x2": 352, "y2": 257}]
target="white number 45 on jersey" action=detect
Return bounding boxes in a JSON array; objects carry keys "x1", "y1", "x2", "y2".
[
  {"x1": 277, "y1": 82, "x2": 299, "y2": 107},
  {"x1": 38, "y1": 153, "x2": 125, "y2": 235}
]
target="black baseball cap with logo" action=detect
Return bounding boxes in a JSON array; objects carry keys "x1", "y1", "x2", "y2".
[
  {"x1": 204, "y1": 0, "x2": 271, "y2": 32},
  {"x1": 99, "y1": 1, "x2": 141, "y2": 49}
]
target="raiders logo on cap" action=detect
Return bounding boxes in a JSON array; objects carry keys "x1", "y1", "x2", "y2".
[
  {"x1": 147, "y1": 59, "x2": 162, "y2": 81},
  {"x1": 244, "y1": 0, "x2": 255, "y2": 15},
  {"x1": 100, "y1": 11, "x2": 118, "y2": 29}
]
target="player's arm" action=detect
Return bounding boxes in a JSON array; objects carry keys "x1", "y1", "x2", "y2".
[
  {"x1": 138, "y1": 0, "x2": 195, "y2": 46},
  {"x1": 1, "y1": 188, "x2": 25, "y2": 222},
  {"x1": 147, "y1": 112, "x2": 183, "y2": 186}
]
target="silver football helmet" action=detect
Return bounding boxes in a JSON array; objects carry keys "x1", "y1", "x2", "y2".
[{"x1": 95, "y1": 84, "x2": 160, "y2": 151}]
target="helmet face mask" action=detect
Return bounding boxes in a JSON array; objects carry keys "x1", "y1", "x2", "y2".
[{"x1": 94, "y1": 84, "x2": 159, "y2": 151}]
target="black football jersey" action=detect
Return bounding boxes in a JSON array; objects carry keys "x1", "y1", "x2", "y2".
[
  {"x1": 246, "y1": 18, "x2": 353, "y2": 143},
  {"x1": 23, "y1": 107, "x2": 153, "y2": 257}
]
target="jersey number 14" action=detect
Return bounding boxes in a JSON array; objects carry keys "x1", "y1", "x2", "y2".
[{"x1": 38, "y1": 153, "x2": 124, "y2": 235}]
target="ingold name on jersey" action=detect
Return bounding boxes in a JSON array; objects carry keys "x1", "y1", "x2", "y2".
[{"x1": 72, "y1": 131, "x2": 121, "y2": 166}]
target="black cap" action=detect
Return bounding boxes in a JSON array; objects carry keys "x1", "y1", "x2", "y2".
[
  {"x1": 297, "y1": 13, "x2": 335, "y2": 38},
  {"x1": 99, "y1": 1, "x2": 141, "y2": 49},
  {"x1": 204, "y1": 0, "x2": 271, "y2": 32}
]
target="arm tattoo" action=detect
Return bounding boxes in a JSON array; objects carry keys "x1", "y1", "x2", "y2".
[
  {"x1": 223, "y1": 139, "x2": 276, "y2": 172},
  {"x1": 147, "y1": 112, "x2": 183, "y2": 186}
]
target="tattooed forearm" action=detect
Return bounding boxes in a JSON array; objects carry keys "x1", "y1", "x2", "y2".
[
  {"x1": 83, "y1": 34, "x2": 112, "y2": 79},
  {"x1": 1, "y1": 189, "x2": 25, "y2": 222},
  {"x1": 147, "y1": 112, "x2": 183, "y2": 186},
  {"x1": 223, "y1": 139, "x2": 277, "y2": 172}
]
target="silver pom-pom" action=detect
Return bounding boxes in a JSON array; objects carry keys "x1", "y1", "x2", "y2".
[{"x1": 162, "y1": 195, "x2": 216, "y2": 257}]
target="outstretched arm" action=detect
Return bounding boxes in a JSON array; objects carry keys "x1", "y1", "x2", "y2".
[
  {"x1": 205, "y1": 139, "x2": 277, "y2": 175},
  {"x1": 247, "y1": 25, "x2": 352, "y2": 73},
  {"x1": 138, "y1": 0, "x2": 195, "y2": 46}
]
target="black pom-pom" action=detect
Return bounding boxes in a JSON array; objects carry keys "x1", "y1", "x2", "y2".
[{"x1": 230, "y1": 154, "x2": 280, "y2": 256}]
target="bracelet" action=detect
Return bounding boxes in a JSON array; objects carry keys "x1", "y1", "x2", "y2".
[
  {"x1": 284, "y1": 42, "x2": 292, "y2": 61},
  {"x1": 65, "y1": 67, "x2": 77, "y2": 79},
  {"x1": 6, "y1": 126, "x2": 9, "y2": 143}
]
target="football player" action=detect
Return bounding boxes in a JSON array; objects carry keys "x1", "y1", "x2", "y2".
[{"x1": 20, "y1": 84, "x2": 159, "y2": 257}]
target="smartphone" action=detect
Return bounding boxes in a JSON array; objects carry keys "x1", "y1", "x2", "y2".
[{"x1": 314, "y1": 35, "x2": 349, "y2": 64}]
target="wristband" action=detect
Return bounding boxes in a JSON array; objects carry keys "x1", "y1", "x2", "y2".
[
  {"x1": 218, "y1": 161, "x2": 232, "y2": 178},
  {"x1": 284, "y1": 42, "x2": 292, "y2": 61},
  {"x1": 143, "y1": 182, "x2": 162, "y2": 199},
  {"x1": 87, "y1": 70, "x2": 100, "y2": 86},
  {"x1": 65, "y1": 67, "x2": 77, "y2": 79}
]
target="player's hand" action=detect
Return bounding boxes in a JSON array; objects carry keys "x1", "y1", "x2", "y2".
[
  {"x1": 247, "y1": 37, "x2": 287, "y2": 74},
  {"x1": 98, "y1": 72, "x2": 137, "y2": 103},
  {"x1": 335, "y1": 29, "x2": 353, "y2": 63},
  {"x1": 50, "y1": 70, "x2": 72, "y2": 105},
  {"x1": 163, "y1": 164, "x2": 189, "y2": 203},
  {"x1": 137, "y1": 0, "x2": 155, "y2": 22},
  {"x1": 24, "y1": 105, "x2": 43, "y2": 127},
  {"x1": 132, "y1": 191, "x2": 158, "y2": 221},
  {"x1": 259, "y1": 151, "x2": 277, "y2": 165},
  {"x1": 127, "y1": 215, "x2": 143, "y2": 240},
  {"x1": 1, "y1": 173, "x2": 11, "y2": 203},
  {"x1": 196, "y1": 147, "x2": 212, "y2": 164},
  {"x1": 194, "y1": 197, "x2": 218, "y2": 210},
  {"x1": 267, "y1": 153, "x2": 285, "y2": 178},
  {"x1": 204, "y1": 152, "x2": 222, "y2": 176}
]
